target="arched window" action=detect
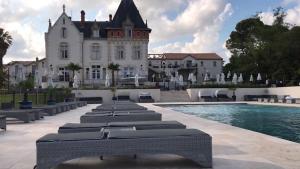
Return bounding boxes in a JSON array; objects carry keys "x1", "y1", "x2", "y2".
[
  {"x1": 60, "y1": 43, "x2": 68, "y2": 59},
  {"x1": 61, "y1": 27, "x2": 67, "y2": 38}
]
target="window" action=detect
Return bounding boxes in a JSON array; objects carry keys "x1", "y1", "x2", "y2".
[
  {"x1": 200, "y1": 61, "x2": 204, "y2": 67},
  {"x1": 123, "y1": 67, "x2": 129, "y2": 77},
  {"x1": 58, "y1": 67, "x2": 70, "y2": 82},
  {"x1": 124, "y1": 26, "x2": 132, "y2": 38},
  {"x1": 116, "y1": 46, "x2": 125, "y2": 60},
  {"x1": 60, "y1": 43, "x2": 68, "y2": 59},
  {"x1": 92, "y1": 65, "x2": 101, "y2": 79},
  {"x1": 85, "y1": 68, "x2": 90, "y2": 80},
  {"x1": 61, "y1": 28, "x2": 67, "y2": 38},
  {"x1": 91, "y1": 44, "x2": 101, "y2": 60},
  {"x1": 133, "y1": 46, "x2": 141, "y2": 60},
  {"x1": 63, "y1": 18, "x2": 65, "y2": 24},
  {"x1": 213, "y1": 61, "x2": 217, "y2": 67},
  {"x1": 93, "y1": 30, "x2": 99, "y2": 38},
  {"x1": 102, "y1": 68, "x2": 106, "y2": 80},
  {"x1": 128, "y1": 29, "x2": 132, "y2": 37}
]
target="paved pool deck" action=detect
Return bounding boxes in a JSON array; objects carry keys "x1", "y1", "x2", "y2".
[{"x1": 0, "y1": 103, "x2": 299, "y2": 169}]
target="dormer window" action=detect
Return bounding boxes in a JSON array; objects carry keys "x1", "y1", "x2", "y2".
[
  {"x1": 124, "y1": 26, "x2": 132, "y2": 38},
  {"x1": 61, "y1": 27, "x2": 67, "y2": 38},
  {"x1": 93, "y1": 30, "x2": 99, "y2": 38},
  {"x1": 63, "y1": 18, "x2": 65, "y2": 24},
  {"x1": 92, "y1": 20, "x2": 100, "y2": 38}
]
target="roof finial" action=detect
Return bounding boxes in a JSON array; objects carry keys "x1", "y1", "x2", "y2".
[
  {"x1": 146, "y1": 19, "x2": 148, "y2": 27},
  {"x1": 63, "y1": 4, "x2": 66, "y2": 13}
]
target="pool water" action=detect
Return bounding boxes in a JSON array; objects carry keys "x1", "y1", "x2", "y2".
[{"x1": 164, "y1": 104, "x2": 300, "y2": 143}]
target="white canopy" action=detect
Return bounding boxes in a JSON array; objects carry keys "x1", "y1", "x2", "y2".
[
  {"x1": 257, "y1": 73, "x2": 262, "y2": 81},
  {"x1": 179, "y1": 75, "x2": 184, "y2": 86},
  {"x1": 191, "y1": 74, "x2": 197, "y2": 84},
  {"x1": 250, "y1": 74, "x2": 254, "y2": 82},
  {"x1": 216, "y1": 74, "x2": 220, "y2": 84},
  {"x1": 215, "y1": 89, "x2": 228, "y2": 97},
  {"x1": 232, "y1": 73, "x2": 238, "y2": 85},
  {"x1": 135, "y1": 74, "x2": 139, "y2": 87},
  {"x1": 238, "y1": 73, "x2": 243, "y2": 83},
  {"x1": 73, "y1": 73, "x2": 79, "y2": 89},
  {"x1": 227, "y1": 71, "x2": 231, "y2": 79},
  {"x1": 220, "y1": 73, "x2": 226, "y2": 84},
  {"x1": 105, "y1": 74, "x2": 110, "y2": 87}
]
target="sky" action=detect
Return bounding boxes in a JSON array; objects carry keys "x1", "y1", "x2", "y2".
[{"x1": 1, "y1": 0, "x2": 300, "y2": 64}]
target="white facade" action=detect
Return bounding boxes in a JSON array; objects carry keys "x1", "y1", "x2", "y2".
[
  {"x1": 149, "y1": 54, "x2": 223, "y2": 83},
  {"x1": 45, "y1": 2, "x2": 150, "y2": 87}
]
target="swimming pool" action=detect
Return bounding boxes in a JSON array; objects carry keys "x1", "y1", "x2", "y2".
[{"x1": 163, "y1": 104, "x2": 300, "y2": 143}]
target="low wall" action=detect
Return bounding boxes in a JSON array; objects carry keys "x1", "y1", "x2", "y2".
[
  {"x1": 72, "y1": 89, "x2": 160, "y2": 104},
  {"x1": 187, "y1": 87, "x2": 300, "y2": 101}
]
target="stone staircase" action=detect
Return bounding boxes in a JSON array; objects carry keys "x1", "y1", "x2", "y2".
[{"x1": 160, "y1": 90, "x2": 191, "y2": 102}]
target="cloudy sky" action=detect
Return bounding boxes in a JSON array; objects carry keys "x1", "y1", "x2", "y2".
[{"x1": 1, "y1": 0, "x2": 300, "y2": 64}]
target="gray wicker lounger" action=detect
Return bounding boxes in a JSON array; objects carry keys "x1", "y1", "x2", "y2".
[
  {"x1": 33, "y1": 105, "x2": 58, "y2": 116},
  {"x1": 35, "y1": 129, "x2": 212, "y2": 169},
  {"x1": 0, "y1": 115, "x2": 6, "y2": 131},
  {"x1": 0, "y1": 109, "x2": 44, "y2": 123},
  {"x1": 80, "y1": 113, "x2": 162, "y2": 123},
  {"x1": 58, "y1": 121, "x2": 186, "y2": 133},
  {"x1": 86, "y1": 110, "x2": 156, "y2": 115}
]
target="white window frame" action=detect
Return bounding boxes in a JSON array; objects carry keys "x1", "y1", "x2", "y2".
[
  {"x1": 116, "y1": 46, "x2": 125, "y2": 60},
  {"x1": 92, "y1": 65, "x2": 101, "y2": 80},
  {"x1": 61, "y1": 27, "x2": 67, "y2": 38},
  {"x1": 58, "y1": 67, "x2": 70, "y2": 82},
  {"x1": 60, "y1": 43, "x2": 69, "y2": 59},
  {"x1": 91, "y1": 43, "x2": 101, "y2": 60},
  {"x1": 132, "y1": 46, "x2": 141, "y2": 60}
]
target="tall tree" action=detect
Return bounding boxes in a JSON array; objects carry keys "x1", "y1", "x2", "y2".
[
  {"x1": 0, "y1": 28, "x2": 12, "y2": 67},
  {"x1": 225, "y1": 8, "x2": 300, "y2": 85},
  {"x1": 108, "y1": 63, "x2": 120, "y2": 87},
  {"x1": 66, "y1": 62, "x2": 82, "y2": 81}
]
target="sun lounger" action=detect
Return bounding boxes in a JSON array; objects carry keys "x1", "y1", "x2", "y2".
[
  {"x1": 86, "y1": 110, "x2": 156, "y2": 115},
  {"x1": 35, "y1": 129, "x2": 212, "y2": 169},
  {"x1": 0, "y1": 109, "x2": 44, "y2": 123},
  {"x1": 32, "y1": 105, "x2": 58, "y2": 116},
  {"x1": 0, "y1": 115, "x2": 6, "y2": 131},
  {"x1": 80, "y1": 112, "x2": 162, "y2": 123},
  {"x1": 58, "y1": 121, "x2": 186, "y2": 133}
]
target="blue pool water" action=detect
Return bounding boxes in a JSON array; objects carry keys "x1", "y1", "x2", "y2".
[{"x1": 164, "y1": 104, "x2": 300, "y2": 143}]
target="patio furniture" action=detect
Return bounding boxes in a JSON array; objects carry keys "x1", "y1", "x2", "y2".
[
  {"x1": 138, "y1": 92, "x2": 155, "y2": 103},
  {"x1": 86, "y1": 110, "x2": 156, "y2": 115},
  {"x1": 80, "y1": 112, "x2": 162, "y2": 123},
  {"x1": 198, "y1": 90, "x2": 214, "y2": 102},
  {"x1": 58, "y1": 121, "x2": 186, "y2": 133},
  {"x1": 32, "y1": 105, "x2": 58, "y2": 116},
  {"x1": 0, "y1": 115, "x2": 6, "y2": 131},
  {"x1": 215, "y1": 90, "x2": 233, "y2": 102},
  {"x1": 35, "y1": 129, "x2": 212, "y2": 169},
  {"x1": 0, "y1": 109, "x2": 43, "y2": 123}
]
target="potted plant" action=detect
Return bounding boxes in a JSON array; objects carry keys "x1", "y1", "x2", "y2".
[
  {"x1": 47, "y1": 87, "x2": 56, "y2": 105},
  {"x1": 229, "y1": 87, "x2": 237, "y2": 101},
  {"x1": 18, "y1": 75, "x2": 34, "y2": 109},
  {"x1": 66, "y1": 62, "x2": 82, "y2": 87},
  {"x1": 111, "y1": 87, "x2": 117, "y2": 101}
]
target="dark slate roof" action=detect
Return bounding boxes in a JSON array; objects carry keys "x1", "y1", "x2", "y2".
[
  {"x1": 111, "y1": 0, "x2": 150, "y2": 30},
  {"x1": 73, "y1": 21, "x2": 112, "y2": 38}
]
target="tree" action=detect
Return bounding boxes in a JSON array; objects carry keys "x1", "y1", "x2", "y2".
[
  {"x1": 108, "y1": 63, "x2": 120, "y2": 87},
  {"x1": 66, "y1": 62, "x2": 82, "y2": 81},
  {"x1": 225, "y1": 7, "x2": 300, "y2": 85},
  {"x1": 0, "y1": 28, "x2": 12, "y2": 67}
]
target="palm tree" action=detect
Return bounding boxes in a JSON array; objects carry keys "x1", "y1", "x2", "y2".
[
  {"x1": 108, "y1": 63, "x2": 120, "y2": 87},
  {"x1": 66, "y1": 62, "x2": 82, "y2": 82},
  {"x1": 0, "y1": 28, "x2": 13, "y2": 67}
]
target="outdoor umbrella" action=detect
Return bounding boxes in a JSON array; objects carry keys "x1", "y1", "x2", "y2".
[
  {"x1": 250, "y1": 74, "x2": 254, "y2": 82},
  {"x1": 221, "y1": 73, "x2": 226, "y2": 84},
  {"x1": 73, "y1": 73, "x2": 79, "y2": 89},
  {"x1": 216, "y1": 74, "x2": 220, "y2": 84},
  {"x1": 257, "y1": 73, "x2": 262, "y2": 81},
  {"x1": 135, "y1": 74, "x2": 139, "y2": 87},
  {"x1": 105, "y1": 74, "x2": 110, "y2": 87},
  {"x1": 204, "y1": 73, "x2": 209, "y2": 82},
  {"x1": 232, "y1": 73, "x2": 238, "y2": 85},
  {"x1": 47, "y1": 70, "x2": 54, "y2": 88},
  {"x1": 227, "y1": 71, "x2": 231, "y2": 79},
  {"x1": 238, "y1": 73, "x2": 243, "y2": 83},
  {"x1": 179, "y1": 75, "x2": 184, "y2": 86},
  {"x1": 34, "y1": 71, "x2": 40, "y2": 88},
  {"x1": 191, "y1": 74, "x2": 197, "y2": 84}
]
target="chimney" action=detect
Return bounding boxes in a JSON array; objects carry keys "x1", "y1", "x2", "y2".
[
  {"x1": 109, "y1": 14, "x2": 112, "y2": 22},
  {"x1": 80, "y1": 10, "x2": 85, "y2": 27},
  {"x1": 48, "y1": 19, "x2": 52, "y2": 31}
]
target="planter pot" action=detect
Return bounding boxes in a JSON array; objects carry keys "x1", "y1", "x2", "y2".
[
  {"x1": 19, "y1": 101, "x2": 33, "y2": 109},
  {"x1": 112, "y1": 96, "x2": 117, "y2": 101},
  {"x1": 47, "y1": 100, "x2": 56, "y2": 105}
]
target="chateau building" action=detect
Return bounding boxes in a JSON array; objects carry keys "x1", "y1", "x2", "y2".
[
  {"x1": 148, "y1": 53, "x2": 223, "y2": 83},
  {"x1": 45, "y1": 0, "x2": 151, "y2": 87}
]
